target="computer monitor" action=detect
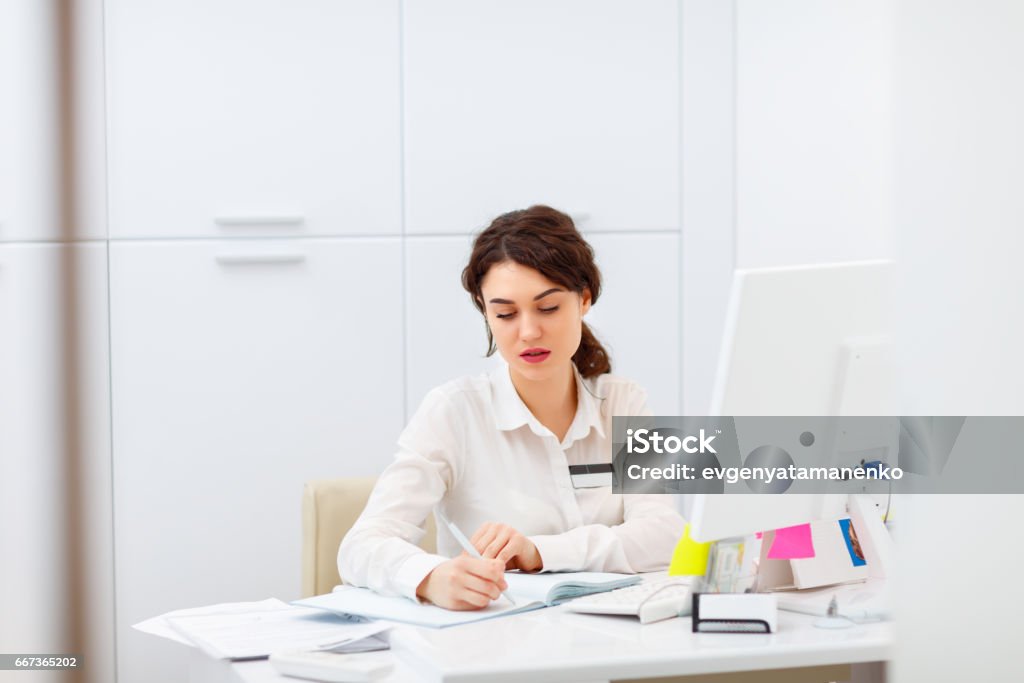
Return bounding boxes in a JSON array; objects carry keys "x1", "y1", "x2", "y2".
[
  {"x1": 711, "y1": 260, "x2": 894, "y2": 416},
  {"x1": 685, "y1": 260, "x2": 896, "y2": 578}
]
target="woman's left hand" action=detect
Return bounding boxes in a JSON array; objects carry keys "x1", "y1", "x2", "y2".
[{"x1": 470, "y1": 522, "x2": 543, "y2": 572}]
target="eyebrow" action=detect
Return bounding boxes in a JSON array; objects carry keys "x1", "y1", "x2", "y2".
[{"x1": 488, "y1": 288, "x2": 564, "y2": 305}]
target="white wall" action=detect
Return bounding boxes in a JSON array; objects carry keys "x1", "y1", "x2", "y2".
[
  {"x1": 735, "y1": 0, "x2": 893, "y2": 270},
  {"x1": 681, "y1": 0, "x2": 736, "y2": 417},
  {"x1": 891, "y1": 2, "x2": 1024, "y2": 681},
  {"x1": 682, "y1": 0, "x2": 895, "y2": 414}
]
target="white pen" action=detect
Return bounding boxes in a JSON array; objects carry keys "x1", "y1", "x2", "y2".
[{"x1": 436, "y1": 510, "x2": 516, "y2": 606}]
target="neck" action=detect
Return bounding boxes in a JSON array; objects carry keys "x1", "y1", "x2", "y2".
[{"x1": 510, "y1": 363, "x2": 578, "y2": 437}]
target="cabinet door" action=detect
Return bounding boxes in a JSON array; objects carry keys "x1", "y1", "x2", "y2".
[
  {"x1": 109, "y1": 239, "x2": 403, "y2": 683},
  {"x1": 0, "y1": 244, "x2": 115, "y2": 681},
  {"x1": 105, "y1": 0, "x2": 401, "y2": 239},
  {"x1": 404, "y1": 235, "x2": 502, "y2": 415},
  {"x1": 403, "y1": 0, "x2": 680, "y2": 234},
  {"x1": 405, "y1": 233, "x2": 680, "y2": 416}
]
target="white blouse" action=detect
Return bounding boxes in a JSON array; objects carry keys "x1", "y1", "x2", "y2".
[{"x1": 337, "y1": 361, "x2": 686, "y2": 601}]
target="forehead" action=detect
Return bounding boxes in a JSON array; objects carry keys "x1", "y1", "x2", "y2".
[{"x1": 480, "y1": 261, "x2": 562, "y2": 299}]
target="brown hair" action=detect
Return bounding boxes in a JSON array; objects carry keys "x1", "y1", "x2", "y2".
[{"x1": 461, "y1": 205, "x2": 611, "y2": 378}]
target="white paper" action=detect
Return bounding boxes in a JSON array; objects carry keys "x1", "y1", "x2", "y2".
[
  {"x1": 134, "y1": 598, "x2": 390, "y2": 660},
  {"x1": 789, "y1": 519, "x2": 870, "y2": 589},
  {"x1": 133, "y1": 598, "x2": 291, "y2": 646}
]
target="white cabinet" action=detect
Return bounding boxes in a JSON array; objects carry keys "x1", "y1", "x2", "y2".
[
  {"x1": 0, "y1": 244, "x2": 115, "y2": 682},
  {"x1": 105, "y1": 0, "x2": 401, "y2": 239},
  {"x1": 404, "y1": 235, "x2": 503, "y2": 416},
  {"x1": 109, "y1": 238, "x2": 404, "y2": 682},
  {"x1": 405, "y1": 233, "x2": 680, "y2": 417},
  {"x1": 403, "y1": 0, "x2": 681, "y2": 234}
]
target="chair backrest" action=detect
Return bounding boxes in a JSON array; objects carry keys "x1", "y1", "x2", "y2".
[{"x1": 301, "y1": 477, "x2": 437, "y2": 597}]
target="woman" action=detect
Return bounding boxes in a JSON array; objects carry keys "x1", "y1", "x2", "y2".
[{"x1": 338, "y1": 205, "x2": 684, "y2": 610}]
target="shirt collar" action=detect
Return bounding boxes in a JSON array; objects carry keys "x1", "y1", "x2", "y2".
[{"x1": 490, "y1": 361, "x2": 606, "y2": 445}]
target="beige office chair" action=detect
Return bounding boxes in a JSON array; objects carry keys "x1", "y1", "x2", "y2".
[{"x1": 301, "y1": 477, "x2": 437, "y2": 597}]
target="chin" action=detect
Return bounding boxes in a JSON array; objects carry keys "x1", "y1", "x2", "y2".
[{"x1": 512, "y1": 357, "x2": 566, "y2": 382}]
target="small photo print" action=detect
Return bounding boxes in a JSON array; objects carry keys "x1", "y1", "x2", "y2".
[{"x1": 839, "y1": 518, "x2": 867, "y2": 567}]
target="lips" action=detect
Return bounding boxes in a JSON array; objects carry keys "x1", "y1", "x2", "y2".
[{"x1": 520, "y1": 348, "x2": 551, "y2": 364}]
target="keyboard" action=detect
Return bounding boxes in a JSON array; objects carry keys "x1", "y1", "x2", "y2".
[{"x1": 566, "y1": 577, "x2": 693, "y2": 624}]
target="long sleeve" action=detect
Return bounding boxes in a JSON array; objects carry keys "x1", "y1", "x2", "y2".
[
  {"x1": 528, "y1": 494, "x2": 685, "y2": 573},
  {"x1": 528, "y1": 383, "x2": 687, "y2": 573},
  {"x1": 337, "y1": 388, "x2": 460, "y2": 601}
]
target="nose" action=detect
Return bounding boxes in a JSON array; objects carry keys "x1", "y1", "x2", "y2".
[{"x1": 519, "y1": 311, "x2": 542, "y2": 342}]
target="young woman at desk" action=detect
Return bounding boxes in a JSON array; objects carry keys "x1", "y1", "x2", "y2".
[{"x1": 338, "y1": 205, "x2": 684, "y2": 610}]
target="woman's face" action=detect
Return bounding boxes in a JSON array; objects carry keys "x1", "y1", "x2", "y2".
[{"x1": 479, "y1": 260, "x2": 591, "y2": 384}]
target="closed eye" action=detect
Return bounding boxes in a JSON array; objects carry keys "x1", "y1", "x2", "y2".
[{"x1": 495, "y1": 306, "x2": 559, "y2": 320}]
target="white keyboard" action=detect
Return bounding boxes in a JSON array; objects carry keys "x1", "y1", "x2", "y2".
[{"x1": 566, "y1": 578, "x2": 693, "y2": 624}]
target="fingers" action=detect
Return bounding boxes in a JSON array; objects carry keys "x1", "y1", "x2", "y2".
[
  {"x1": 483, "y1": 528, "x2": 523, "y2": 566},
  {"x1": 445, "y1": 556, "x2": 507, "y2": 609},
  {"x1": 480, "y1": 526, "x2": 524, "y2": 567},
  {"x1": 469, "y1": 523, "x2": 488, "y2": 547},
  {"x1": 459, "y1": 572, "x2": 502, "y2": 601},
  {"x1": 450, "y1": 594, "x2": 491, "y2": 610},
  {"x1": 458, "y1": 555, "x2": 507, "y2": 589},
  {"x1": 449, "y1": 582, "x2": 496, "y2": 610},
  {"x1": 471, "y1": 522, "x2": 500, "y2": 555},
  {"x1": 495, "y1": 539, "x2": 518, "y2": 566},
  {"x1": 469, "y1": 523, "x2": 531, "y2": 573},
  {"x1": 447, "y1": 588, "x2": 492, "y2": 611},
  {"x1": 472, "y1": 522, "x2": 521, "y2": 562},
  {"x1": 423, "y1": 556, "x2": 511, "y2": 611}
]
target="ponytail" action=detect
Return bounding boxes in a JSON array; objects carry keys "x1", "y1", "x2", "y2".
[{"x1": 573, "y1": 322, "x2": 611, "y2": 378}]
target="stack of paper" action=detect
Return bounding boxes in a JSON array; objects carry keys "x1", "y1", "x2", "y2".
[{"x1": 134, "y1": 598, "x2": 390, "y2": 660}]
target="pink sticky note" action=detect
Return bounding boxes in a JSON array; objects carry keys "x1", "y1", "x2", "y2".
[
  {"x1": 767, "y1": 523, "x2": 815, "y2": 559},
  {"x1": 755, "y1": 531, "x2": 763, "y2": 539}
]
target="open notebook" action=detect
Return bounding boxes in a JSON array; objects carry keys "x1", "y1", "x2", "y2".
[{"x1": 293, "y1": 571, "x2": 641, "y2": 629}]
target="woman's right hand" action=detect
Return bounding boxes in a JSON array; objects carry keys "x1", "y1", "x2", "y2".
[{"x1": 415, "y1": 553, "x2": 508, "y2": 610}]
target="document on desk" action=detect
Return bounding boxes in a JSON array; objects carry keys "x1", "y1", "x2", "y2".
[
  {"x1": 151, "y1": 600, "x2": 391, "y2": 660},
  {"x1": 294, "y1": 572, "x2": 641, "y2": 629}
]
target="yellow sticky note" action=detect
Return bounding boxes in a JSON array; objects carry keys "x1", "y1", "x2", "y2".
[{"x1": 668, "y1": 523, "x2": 712, "y2": 576}]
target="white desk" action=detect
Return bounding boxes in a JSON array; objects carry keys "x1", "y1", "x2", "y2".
[{"x1": 189, "y1": 603, "x2": 892, "y2": 683}]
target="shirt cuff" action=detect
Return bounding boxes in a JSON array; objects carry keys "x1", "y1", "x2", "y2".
[
  {"x1": 393, "y1": 552, "x2": 448, "y2": 603},
  {"x1": 529, "y1": 533, "x2": 583, "y2": 573}
]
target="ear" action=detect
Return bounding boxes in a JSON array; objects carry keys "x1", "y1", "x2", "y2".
[{"x1": 580, "y1": 288, "x2": 592, "y2": 316}]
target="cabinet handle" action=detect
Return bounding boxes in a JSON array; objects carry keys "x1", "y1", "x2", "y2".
[
  {"x1": 214, "y1": 215, "x2": 305, "y2": 227},
  {"x1": 215, "y1": 253, "x2": 306, "y2": 266}
]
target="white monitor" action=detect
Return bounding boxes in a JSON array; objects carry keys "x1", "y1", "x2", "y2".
[
  {"x1": 687, "y1": 261, "x2": 896, "y2": 578},
  {"x1": 687, "y1": 494, "x2": 843, "y2": 544},
  {"x1": 711, "y1": 260, "x2": 895, "y2": 417}
]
